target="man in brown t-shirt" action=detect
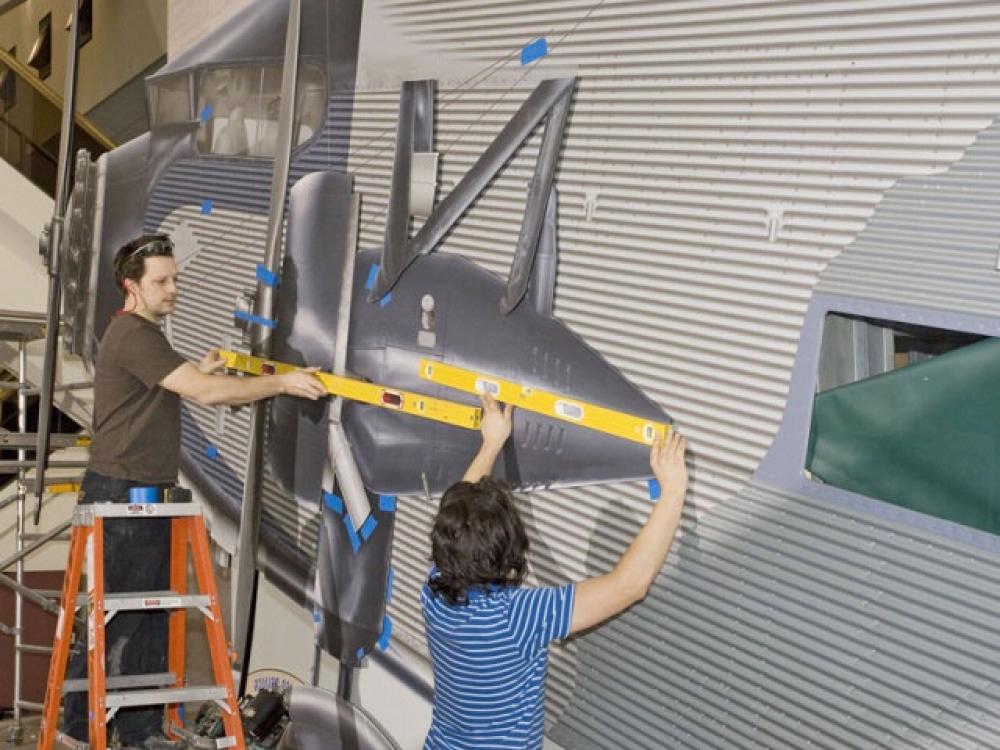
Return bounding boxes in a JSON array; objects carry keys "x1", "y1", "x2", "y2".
[{"x1": 64, "y1": 233, "x2": 326, "y2": 748}]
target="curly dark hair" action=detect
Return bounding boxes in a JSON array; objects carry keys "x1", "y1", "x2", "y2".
[
  {"x1": 428, "y1": 477, "x2": 529, "y2": 606},
  {"x1": 113, "y1": 233, "x2": 174, "y2": 291}
]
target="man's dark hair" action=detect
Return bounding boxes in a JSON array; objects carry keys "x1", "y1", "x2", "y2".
[
  {"x1": 113, "y1": 233, "x2": 174, "y2": 291},
  {"x1": 428, "y1": 477, "x2": 529, "y2": 606}
]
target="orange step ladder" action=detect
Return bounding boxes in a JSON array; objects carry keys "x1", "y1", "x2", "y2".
[{"x1": 38, "y1": 501, "x2": 247, "y2": 750}]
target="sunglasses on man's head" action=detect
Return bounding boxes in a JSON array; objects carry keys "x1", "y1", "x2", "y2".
[{"x1": 129, "y1": 237, "x2": 174, "y2": 259}]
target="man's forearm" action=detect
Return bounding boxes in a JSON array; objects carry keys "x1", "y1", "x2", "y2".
[{"x1": 200, "y1": 373, "x2": 286, "y2": 406}]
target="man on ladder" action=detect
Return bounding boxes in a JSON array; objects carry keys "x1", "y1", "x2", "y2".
[{"x1": 63, "y1": 233, "x2": 327, "y2": 749}]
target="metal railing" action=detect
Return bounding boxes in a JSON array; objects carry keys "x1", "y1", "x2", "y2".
[{"x1": 0, "y1": 46, "x2": 114, "y2": 197}]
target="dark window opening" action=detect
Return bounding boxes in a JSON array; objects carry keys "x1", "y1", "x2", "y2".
[
  {"x1": 65, "y1": 0, "x2": 94, "y2": 48},
  {"x1": 27, "y1": 13, "x2": 52, "y2": 80},
  {"x1": 0, "y1": 46, "x2": 16, "y2": 111},
  {"x1": 808, "y1": 313, "x2": 998, "y2": 535}
]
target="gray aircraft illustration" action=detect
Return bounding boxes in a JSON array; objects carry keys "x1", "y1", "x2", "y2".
[{"x1": 53, "y1": 0, "x2": 669, "y2": 679}]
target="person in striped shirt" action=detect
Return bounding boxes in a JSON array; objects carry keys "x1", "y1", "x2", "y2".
[{"x1": 422, "y1": 394, "x2": 689, "y2": 749}]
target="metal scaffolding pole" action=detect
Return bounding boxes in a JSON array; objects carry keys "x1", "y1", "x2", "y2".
[{"x1": 12, "y1": 340, "x2": 27, "y2": 732}]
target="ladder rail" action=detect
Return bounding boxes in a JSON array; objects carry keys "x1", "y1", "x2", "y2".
[{"x1": 87, "y1": 518, "x2": 109, "y2": 749}]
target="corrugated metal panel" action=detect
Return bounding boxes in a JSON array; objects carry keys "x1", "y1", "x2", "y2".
[
  {"x1": 357, "y1": 0, "x2": 1000, "y2": 745},
  {"x1": 550, "y1": 482, "x2": 1000, "y2": 749},
  {"x1": 818, "y1": 121, "x2": 1000, "y2": 315}
]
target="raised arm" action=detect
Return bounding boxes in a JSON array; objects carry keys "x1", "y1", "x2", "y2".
[
  {"x1": 160, "y1": 356, "x2": 328, "y2": 407},
  {"x1": 569, "y1": 429, "x2": 688, "y2": 635},
  {"x1": 462, "y1": 393, "x2": 513, "y2": 482}
]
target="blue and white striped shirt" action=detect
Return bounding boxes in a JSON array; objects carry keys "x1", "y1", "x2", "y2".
[{"x1": 421, "y1": 570, "x2": 576, "y2": 749}]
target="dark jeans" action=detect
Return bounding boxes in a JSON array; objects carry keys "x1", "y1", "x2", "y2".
[{"x1": 63, "y1": 470, "x2": 174, "y2": 744}]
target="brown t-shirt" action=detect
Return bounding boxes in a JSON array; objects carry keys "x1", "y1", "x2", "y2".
[{"x1": 87, "y1": 314, "x2": 187, "y2": 483}]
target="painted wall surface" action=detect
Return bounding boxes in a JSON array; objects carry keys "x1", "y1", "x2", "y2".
[
  {"x1": 167, "y1": 0, "x2": 251, "y2": 60},
  {"x1": 0, "y1": 0, "x2": 166, "y2": 113},
  {"x1": 157, "y1": 1, "x2": 1000, "y2": 747}
]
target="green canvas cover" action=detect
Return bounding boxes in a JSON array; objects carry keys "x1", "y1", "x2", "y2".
[{"x1": 806, "y1": 337, "x2": 1000, "y2": 535}]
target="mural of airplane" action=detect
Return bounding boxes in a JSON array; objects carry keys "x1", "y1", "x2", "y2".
[{"x1": 53, "y1": 0, "x2": 670, "y2": 683}]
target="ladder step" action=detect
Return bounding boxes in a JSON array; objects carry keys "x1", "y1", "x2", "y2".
[
  {"x1": 103, "y1": 591, "x2": 212, "y2": 612},
  {"x1": 106, "y1": 685, "x2": 229, "y2": 709},
  {"x1": 63, "y1": 672, "x2": 176, "y2": 694},
  {"x1": 74, "y1": 503, "x2": 203, "y2": 520},
  {"x1": 73, "y1": 591, "x2": 213, "y2": 610}
]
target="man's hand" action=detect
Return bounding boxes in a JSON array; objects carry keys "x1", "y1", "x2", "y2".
[
  {"x1": 198, "y1": 349, "x2": 226, "y2": 375},
  {"x1": 279, "y1": 368, "x2": 328, "y2": 400},
  {"x1": 650, "y1": 429, "x2": 688, "y2": 502},
  {"x1": 480, "y1": 392, "x2": 513, "y2": 450}
]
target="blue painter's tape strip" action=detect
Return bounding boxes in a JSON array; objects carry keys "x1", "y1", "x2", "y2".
[
  {"x1": 359, "y1": 514, "x2": 378, "y2": 541},
  {"x1": 356, "y1": 647, "x2": 365, "y2": 661},
  {"x1": 129, "y1": 486, "x2": 159, "y2": 504},
  {"x1": 342, "y1": 513, "x2": 361, "y2": 553},
  {"x1": 312, "y1": 610, "x2": 322, "y2": 624},
  {"x1": 256, "y1": 264, "x2": 279, "y2": 288},
  {"x1": 204, "y1": 443, "x2": 219, "y2": 461},
  {"x1": 379, "y1": 494, "x2": 397, "y2": 513},
  {"x1": 377, "y1": 615, "x2": 393, "y2": 651},
  {"x1": 322, "y1": 490, "x2": 344, "y2": 516},
  {"x1": 379, "y1": 292, "x2": 393, "y2": 308},
  {"x1": 520, "y1": 37, "x2": 548, "y2": 65},
  {"x1": 199, "y1": 104, "x2": 214, "y2": 124},
  {"x1": 365, "y1": 263, "x2": 380, "y2": 291},
  {"x1": 233, "y1": 310, "x2": 277, "y2": 329},
  {"x1": 201, "y1": 198, "x2": 213, "y2": 215},
  {"x1": 386, "y1": 567, "x2": 394, "y2": 604},
  {"x1": 647, "y1": 478, "x2": 661, "y2": 501}
]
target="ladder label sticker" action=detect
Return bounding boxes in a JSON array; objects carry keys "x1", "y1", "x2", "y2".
[
  {"x1": 217, "y1": 737, "x2": 237, "y2": 749},
  {"x1": 142, "y1": 597, "x2": 181, "y2": 609}
]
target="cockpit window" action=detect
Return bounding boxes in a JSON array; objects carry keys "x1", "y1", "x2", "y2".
[
  {"x1": 807, "y1": 313, "x2": 999, "y2": 535},
  {"x1": 149, "y1": 74, "x2": 193, "y2": 126},
  {"x1": 195, "y1": 64, "x2": 324, "y2": 157}
]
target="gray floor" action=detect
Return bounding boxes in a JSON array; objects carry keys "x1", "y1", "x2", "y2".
[{"x1": 1, "y1": 562, "x2": 230, "y2": 749}]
